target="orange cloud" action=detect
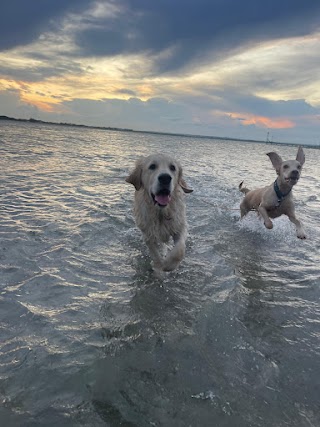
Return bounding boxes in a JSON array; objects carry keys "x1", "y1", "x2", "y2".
[
  {"x1": 0, "y1": 78, "x2": 61, "y2": 112},
  {"x1": 229, "y1": 112, "x2": 295, "y2": 129},
  {"x1": 21, "y1": 96, "x2": 58, "y2": 112},
  {"x1": 0, "y1": 72, "x2": 153, "y2": 114}
]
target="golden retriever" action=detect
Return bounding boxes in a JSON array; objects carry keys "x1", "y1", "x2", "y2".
[{"x1": 126, "y1": 153, "x2": 193, "y2": 272}]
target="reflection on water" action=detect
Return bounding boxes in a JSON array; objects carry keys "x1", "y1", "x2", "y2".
[{"x1": 0, "y1": 121, "x2": 319, "y2": 426}]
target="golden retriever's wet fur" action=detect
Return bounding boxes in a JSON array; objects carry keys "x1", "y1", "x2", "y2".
[{"x1": 126, "y1": 154, "x2": 192, "y2": 272}]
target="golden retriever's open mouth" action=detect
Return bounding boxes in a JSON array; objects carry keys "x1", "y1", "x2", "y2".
[{"x1": 152, "y1": 189, "x2": 172, "y2": 207}]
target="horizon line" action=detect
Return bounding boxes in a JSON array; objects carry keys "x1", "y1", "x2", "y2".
[{"x1": 0, "y1": 114, "x2": 318, "y2": 148}]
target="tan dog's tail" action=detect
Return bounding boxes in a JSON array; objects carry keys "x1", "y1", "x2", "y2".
[{"x1": 239, "y1": 181, "x2": 250, "y2": 195}]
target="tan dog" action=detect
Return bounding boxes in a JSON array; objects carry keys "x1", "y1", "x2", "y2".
[
  {"x1": 239, "y1": 146, "x2": 306, "y2": 239},
  {"x1": 126, "y1": 154, "x2": 193, "y2": 272}
]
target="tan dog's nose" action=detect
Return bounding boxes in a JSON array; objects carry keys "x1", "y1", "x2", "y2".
[{"x1": 291, "y1": 170, "x2": 299, "y2": 179}]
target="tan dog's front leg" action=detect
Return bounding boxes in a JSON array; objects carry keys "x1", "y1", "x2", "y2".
[
  {"x1": 287, "y1": 214, "x2": 306, "y2": 239},
  {"x1": 162, "y1": 232, "x2": 186, "y2": 272},
  {"x1": 258, "y1": 205, "x2": 273, "y2": 229}
]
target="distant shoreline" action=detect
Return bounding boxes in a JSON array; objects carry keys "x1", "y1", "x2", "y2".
[{"x1": 0, "y1": 115, "x2": 318, "y2": 148}]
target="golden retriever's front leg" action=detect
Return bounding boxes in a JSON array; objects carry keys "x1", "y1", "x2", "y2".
[
  {"x1": 162, "y1": 232, "x2": 186, "y2": 272},
  {"x1": 145, "y1": 238, "x2": 164, "y2": 271}
]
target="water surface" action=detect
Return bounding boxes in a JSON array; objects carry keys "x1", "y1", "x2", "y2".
[{"x1": 0, "y1": 121, "x2": 319, "y2": 426}]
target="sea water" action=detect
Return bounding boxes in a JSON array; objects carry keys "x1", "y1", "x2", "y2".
[{"x1": 0, "y1": 121, "x2": 319, "y2": 426}]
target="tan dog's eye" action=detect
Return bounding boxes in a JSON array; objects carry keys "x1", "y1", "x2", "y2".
[
  {"x1": 170, "y1": 164, "x2": 176, "y2": 172},
  {"x1": 283, "y1": 164, "x2": 289, "y2": 169},
  {"x1": 149, "y1": 163, "x2": 157, "y2": 170},
  {"x1": 297, "y1": 165, "x2": 301, "y2": 169}
]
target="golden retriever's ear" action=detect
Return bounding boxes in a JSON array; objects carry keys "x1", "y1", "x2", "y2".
[
  {"x1": 179, "y1": 178, "x2": 193, "y2": 193},
  {"x1": 125, "y1": 159, "x2": 143, "y2": 190},
  {"x1": 177, "y1": 165, "x2": 193, "y2": 193}
]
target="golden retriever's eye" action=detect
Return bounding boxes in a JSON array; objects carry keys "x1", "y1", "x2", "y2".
[
  {"x1": 149, "y1": 163, "x2": 157, "y2": 170},
  {"x1": 170, "y1": 164, "x2": 176, "y2": 172}
]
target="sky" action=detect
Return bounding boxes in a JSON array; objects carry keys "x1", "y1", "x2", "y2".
[{"x1": 1, "y1": 0, "x2": 320, "y2": 145}]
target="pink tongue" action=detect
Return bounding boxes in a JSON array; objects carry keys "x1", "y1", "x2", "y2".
[{"x1": 155, "y1": 194, "x2": 171, "y2": 206}]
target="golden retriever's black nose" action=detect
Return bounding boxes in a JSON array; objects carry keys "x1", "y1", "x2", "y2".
[{"x1": 158, "y1": 173, "x2": 172, "y2": 185}]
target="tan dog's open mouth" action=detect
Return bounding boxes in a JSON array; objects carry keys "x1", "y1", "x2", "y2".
[{"x1": 285, "y1": 176, "x2": 299, "y2": 184}]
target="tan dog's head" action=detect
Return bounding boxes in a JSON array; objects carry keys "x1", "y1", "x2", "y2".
[
  {"x1": 126, "y1": 153, "x2": 193, "y2": 207},
  {"x1": 267, "y1": 146, "x2": 305, "y2": 187}
]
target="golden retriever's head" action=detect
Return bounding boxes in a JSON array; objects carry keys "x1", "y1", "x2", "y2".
[{"x1": 126, "y1": 153, "x2": 193, "y2": 207}]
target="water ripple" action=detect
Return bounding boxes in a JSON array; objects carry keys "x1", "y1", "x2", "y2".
[{"x1": 0, "y1": 123, "x2": 319, "y2": 426}]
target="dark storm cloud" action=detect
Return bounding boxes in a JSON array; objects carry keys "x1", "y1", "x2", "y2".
[
  {"x1": 0, "y1": 0, "x2": 90, "y2": 51},
  {"x1": 74, "y1": 0, "x2": 320, "y2": 72},
  {"x1": 2, "y1": 1, "x2": 319, "y2": 74}
]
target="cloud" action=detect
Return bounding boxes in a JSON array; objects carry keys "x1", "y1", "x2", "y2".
[
  {"x1": 116, "y1": 88, "x2": 137, "y2": 96},
  {"x1": 0, "y1": 1, "x2": 319, "y2": 145},
  {"x1": 203, "y1": 35, "x2": 320, "y2": 106},
  {"x1": 0, "y1": 1, "x2": 90, "y2": 51},
  {"x1": 0, "y1": 62, "x2": 84, "y2": 83},
  {"x1": 4, "y1": 1, "x2": 317, "y2": 76},
  {"x1": 57, "y1": 96, "x2": 320, "y2": 144},
  {"x1": 73, "y1": 0, "x2": 320, "y2": 73},
  {"x1": 61, "y1": 96, "x2": 188, "y2": 129},
  {"x1": 0, "y1": 89, "x2": 40, "y2": 118},
  {"x1": 1, "y1": 1, "x2": 320, "y2": 97},
  {"x1": 213, "y1": 91, "x2": 318, "y2": 118},
  {"x1": 230, "y1": 113, "x2": 295, "y2": 129},
  {"x1": 1, "y1": 86, "x2": 318, "y2": 143}
]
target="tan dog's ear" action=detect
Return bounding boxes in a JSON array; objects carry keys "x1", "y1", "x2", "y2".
[
  {"x1": 296, "y1": 146, "x2": 305, "y2": 166},
  {"x1": 180, "y1": 178, "x2": 193, "y2": 193},
  {"x1": 125, "y1": 158, "x2": 143, "y2": 190},
  {"x1": 267, "y1": 152, "x2": 283, "y2": 174}
]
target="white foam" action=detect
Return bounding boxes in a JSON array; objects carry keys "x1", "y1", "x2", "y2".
[
  {"x1": 191, "y1": 390, "x2": 215, "y2": 401},
  {"x1": 237, "y1": 211, "x2": 298, "y2": 243}
]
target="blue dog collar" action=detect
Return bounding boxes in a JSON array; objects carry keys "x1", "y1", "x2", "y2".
[{"x1": 274, "y1": 179, "x2": 291, "y2": 203}]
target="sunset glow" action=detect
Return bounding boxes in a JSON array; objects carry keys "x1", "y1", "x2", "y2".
[
  {"x1": 229, "y1": 113, "x2": 295, "y2": 129},
  {"x1": 1, "y1": 1, "x2": 320, "y2": 144}
]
